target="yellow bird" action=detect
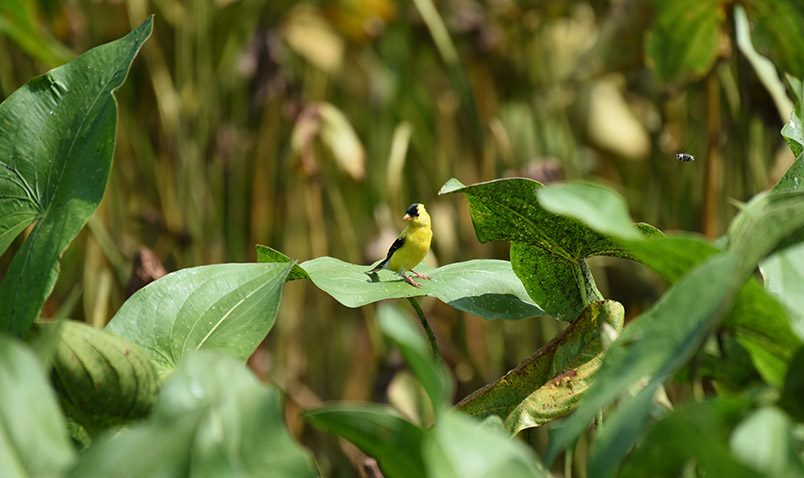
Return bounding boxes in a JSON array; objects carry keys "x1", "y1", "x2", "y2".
[{"x1": 368, "y1": 203, "x2": 433, "y2": 286}]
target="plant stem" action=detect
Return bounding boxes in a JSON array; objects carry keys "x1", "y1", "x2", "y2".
[
  {"x1": 407, "y1": 297, "x2": 441, "y2": 362},
  {"x1": 564, "y1": 445, "x2": 574, "y2": 478}
]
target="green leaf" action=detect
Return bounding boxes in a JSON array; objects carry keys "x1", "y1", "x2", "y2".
[
  {"x1": 440, "y1": 178, "x2": 645, "y2": 320},
  {"x1": 779, "y1": 346, "x2": 804, "y2": 421},
  {"x1": 0, "y1": 18, "x2": 152, "y2": 337},
  {"x1": 511, "y1": 243, "x2": 602, "y2": 321},
  {"x1": 71, "y1": 350, "x2": 317, "y2": 477},
  {"x1": 0, "y1": 334, "x2": 76, "y2": 476},
  {"x1": 589, "y1": 379, "x2": 666, "y2": 478},
  {"x1": 620, "y1": 398, "x2": 756, "y2": 478},
  {"x1": 546, "y1": 253, "x2": 738, "y2": 465},
  {"x1": 423, "y1": 411, "x2": 545, "y2": 478},
  {"x1": 457, "y1": 300, "x2": 625, "y2": 434},
  {"x1": 105, "y1": 262, "x2": 293, "y2": 376},
  {"x1": 630, "y1": 234, "x2": 802, "y2": 387},
  {"x1": 730, "y1": 406, "x2": 804, "y2": 477},
  {"x1": 378, "y1": 304, "x2": 452, "y2": 414},
  {"x1": 158, "y1": 351, "x2": 318, "y2": 476},
  {"x1": 256, "y1": 245, "x2": 309, "y2": 280},
  {"x1": 304, "y1": 404, "x2": 426, "y2": 478},
  {"x1": 68, "y1": 411, "x2": 202, "y2": 477},
  {"x1": 745, "y1": 0, "x2": 804, "y2": 80},
  {"x1": 779, "y1": 74, "x2": 804, "y2": 161},
  {"x1": 726, "y1": 280, "x2": 800, "y2": 387},
  {"x1": 536, "y1": 182, "x2": 642, "y2": 240},
  {"x1": 0, "y1": 0, "x2": 74, "y2": 67},
  {"x1": 728, "y1": 190, "x2": 804, "y2": 278},
  {"x1": 760, "y1": 243, "x2": 804, "y2": 338},
  {"x1": 293, "y1": 256, "x2": 544, "y2": 321},
  {"x1": 645, "y1": 0, "x2": 723, "y2": 85}
]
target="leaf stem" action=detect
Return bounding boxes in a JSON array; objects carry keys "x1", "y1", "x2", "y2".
[
  {"x1": 407, "y1": 297, "x2": 441, "y2": 362},
  {"x1": 564, "y1": 445, "x2": 573, "y2": 478}
]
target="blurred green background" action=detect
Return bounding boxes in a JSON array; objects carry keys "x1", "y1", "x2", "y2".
[{"x1": 0, "y1": 0, "x2": 796, "y2": 474}]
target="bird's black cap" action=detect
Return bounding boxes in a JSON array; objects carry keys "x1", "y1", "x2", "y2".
[{"x1": 406, "y1": 203, "x2": 420, "y2": 217}]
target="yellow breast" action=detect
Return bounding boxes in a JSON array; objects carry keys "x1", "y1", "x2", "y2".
[{"x1": 388, "y1": 226, "x2": 432, "y2": 273}]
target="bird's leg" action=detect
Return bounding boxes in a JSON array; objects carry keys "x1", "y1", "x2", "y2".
[
  {"x1": 401, "y1": 273, "x2": 422, "y2": 287},
  {"x1": 411, "y1": 269, "x2": 432, "y2": 280}
]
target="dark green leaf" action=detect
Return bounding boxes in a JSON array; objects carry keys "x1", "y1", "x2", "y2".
[
  {"x1": 440, "y1": 178, "x2": 646, "y2": 319},
  {"x1": 0, "y1": 18, "x2": 152, "y2": 337},
  {"x1": 304, "y1": 404, "x2": 426, "y2": 478},
  {"x1": 629, "y1": 235, "x2": 802, "y2": 386},
  {"x1": 589, "y1": 379, "x2": 665, "y2": 478},
  {"x1": 620, "y1": 398, "x2": 757, "y2": 478},
  {"x1": 546, "y1": 253, "x2": 738, "y2": 464},
  {"x1": 457, "y1": 300, "x2": 624, "y2": 434},
  {"x1": 378, "y1": 304, "x2": 452, "y2": 413},
  {"x1": 511, "y1": 243, "x2": 602, "y2": 321},
  {"x1": 0, "y1": 335, "x2": 76, "y2": 476},
  {"x1": 296, "y1": 256, "x2": 544, "y2": 321},
  {"x1": 645, "y1": 0, "x2": 723, "y2": 85},
  {"x1": 106, "y1": 262, "x2": 293, "y2": 376},
  {"x1": 779, "y1": 346, "x2": 804, "y2": 421},
  {"x1": 745, "y1": 0, "x2": 804, "y2": 80}
]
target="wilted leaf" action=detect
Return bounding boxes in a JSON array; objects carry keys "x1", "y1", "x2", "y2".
[
  {"x1": 458, "y1": 300, "x2": 624, "y2": 434},
  {"x1": 546, "y1": 253, "x2": 738, "y2": 466}
]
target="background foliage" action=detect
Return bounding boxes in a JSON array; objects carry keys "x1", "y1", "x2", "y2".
[{"x1": 1, "y1": 0, "x2": 803, "y2": 475}]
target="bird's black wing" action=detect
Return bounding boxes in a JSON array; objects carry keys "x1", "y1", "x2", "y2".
[{"x1": 369, "y1": 235, "x2": 406, "y2": 272}]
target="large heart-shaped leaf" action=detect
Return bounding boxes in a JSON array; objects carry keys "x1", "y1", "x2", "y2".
[
  {"x1": 105, "y1": 262, "x2": 293, "y2": 376},
  {"x1": 0, "y1": 335, "x2": 76, "y2": 476},
  {"x1": 0, "y1": 17, "x2": 152, "y2": 337},
  {"x1": 439, "y1": 178, "x2": 655, "y2": 320},
  {"x1": 257, "y1": 246, "x2": 544, "y2": 321}
]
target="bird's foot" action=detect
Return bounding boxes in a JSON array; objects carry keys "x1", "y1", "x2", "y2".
[
  {"x1": 411, "y1": 270, "x2": 432, "y2": 280},
  {"x1": 403, "y1": 275, "x2": 422, "y2": 287}
]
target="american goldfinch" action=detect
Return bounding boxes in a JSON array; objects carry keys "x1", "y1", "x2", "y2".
[{"x1": 368, "y1": 203, "x2": 433, "y2": 286}]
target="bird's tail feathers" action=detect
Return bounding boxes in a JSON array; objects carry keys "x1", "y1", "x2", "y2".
[{"x1": 367, "y1": 259, "x2": 387, "y2": 274}]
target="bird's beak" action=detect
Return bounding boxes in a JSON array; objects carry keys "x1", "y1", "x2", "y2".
[{"x1": 403, "y1": 214, "x2": 411, "y2": 221}]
